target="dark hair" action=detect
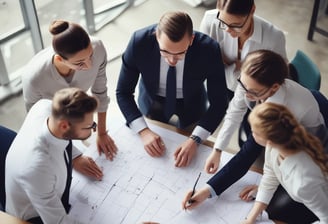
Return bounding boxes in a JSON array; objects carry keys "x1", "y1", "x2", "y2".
[
  {"x1": 249, "y1": 102, "x2": 328, "y2": 176},
  {"x1": 157, "y1": 11, "x2": 193, "y2": 42},
  {"x1": 241, "y1": 50, "x2": 288, "y2": 87},
  {"x1": 49, "y1": 20, "x2": 90, "y2": 59},
  {"x1": 52, "y1": 88, "x2": 98, "y2": 123},
  {"x1": 217, "y1": 0, "x2": 254, "y2": 16}
]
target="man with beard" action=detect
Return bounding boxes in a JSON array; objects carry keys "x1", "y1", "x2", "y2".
[{"x1": 5, "y1": 88, "x2": 102, "y2": 224}]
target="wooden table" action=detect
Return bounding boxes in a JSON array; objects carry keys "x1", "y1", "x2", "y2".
[{"x1": 0, "y1": 211, "x2": 30, "y2": 224}]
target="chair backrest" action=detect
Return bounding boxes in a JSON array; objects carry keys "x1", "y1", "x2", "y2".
[
  {"x1": 311, "y1": 90, "x2": 328, "y2": 128},
  {"x1": 0, "y1": 125, "x2": 16, "y2": 211},
  {"x1": 290, "y1": 50, "x2": 321, "y2": 90}
]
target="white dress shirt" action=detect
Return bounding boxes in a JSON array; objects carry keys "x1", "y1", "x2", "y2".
[
  {"x1": 22, "y1": 37, "x2": 109, "y2": 112},
  {"x1": 200, "y1": 9, "x2": 287, "y2": 91},
  {"x1": 5, "y1": 99, "x2": 84, "y2": 224},
  {"x1": 214, "y1": 79, "x2": 327, "y2": 151},
  {"x1": 257, "y1": 147, "x2": 328, "y2": 223}
]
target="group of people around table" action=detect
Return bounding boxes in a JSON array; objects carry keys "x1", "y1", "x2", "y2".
[{"x1": 4, "y1": 0, "x2": 328, "y2": 223}]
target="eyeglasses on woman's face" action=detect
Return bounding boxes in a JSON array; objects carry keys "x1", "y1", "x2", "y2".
[
  {"x1": 237, "y1": 76, "x2": 270, "y2": 98},
  {"x1": 216, "y1": 11, "x2": 250, "y2": 33}
]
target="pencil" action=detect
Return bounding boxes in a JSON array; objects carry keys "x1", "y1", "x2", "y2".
[{"x1": 188, "y1": 172, "x2": 201, "y2": 204}]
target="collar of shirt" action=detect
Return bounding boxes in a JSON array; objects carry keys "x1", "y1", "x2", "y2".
[
  {"x1": 248, "y1": 15, "x2": 263, "y2": 45},
  {"x1": 265, "y1": 80, "x2": 287, "y2": 105},
  {"x1": 41, "y1": 116, "x2": 70, "y2": 155},
  {"x1": 157, "y1": 56, "x2": 185, "y2": 99},
  {"x1": 237, "y1": 16, "x2": 264, "y2": 60}
]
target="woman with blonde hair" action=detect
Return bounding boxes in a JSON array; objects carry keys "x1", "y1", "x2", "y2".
[{"x1": 242, "y1": 102, "x2": 328, "y2": 224}]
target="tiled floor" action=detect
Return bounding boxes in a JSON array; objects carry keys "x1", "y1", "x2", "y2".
[{"x1": 0, "y1": 0, "x2": 327, "y2": 154}]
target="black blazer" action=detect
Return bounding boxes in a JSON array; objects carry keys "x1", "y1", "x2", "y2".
[{"x1": 116, "y1": 24, "x2": 227, "y2": 133}]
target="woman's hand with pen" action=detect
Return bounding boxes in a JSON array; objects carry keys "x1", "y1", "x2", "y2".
[{"x1": 182, "y1": 187, "x2": 211, "y2": 210}]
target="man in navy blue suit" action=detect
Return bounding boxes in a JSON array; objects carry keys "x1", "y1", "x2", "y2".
[{"x1": 116, "y1": 11, "x2": 228, "y2": 167}]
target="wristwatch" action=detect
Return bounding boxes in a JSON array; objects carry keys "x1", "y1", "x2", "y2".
[
  {"x1": 214, "y1": 148, "x2": 222, "y2": 153},
  {"x1": 189, "y1": 134, "x2": 202, "y2": 145}
]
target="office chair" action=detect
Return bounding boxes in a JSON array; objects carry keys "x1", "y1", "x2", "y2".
[
  {"x1": 0, "y1": 125, "x2": 16, "y2": 211},
  {"x1": 289, "y1": 50, "x2": 321, "y2": 90},
  {"x1": 311, "y1": 90, "x2": 328, "y2": 127}
]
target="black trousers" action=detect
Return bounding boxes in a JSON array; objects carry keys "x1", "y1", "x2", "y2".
[
  {"x1": 27, "y1": 216, "x2": 43, "y2": 224},
  {"x1": 146, "y1": 96, "x2": 196, "y2": 129},
  {"x1": 267, "y1": 185, "x2": 318, "y2": 223}
]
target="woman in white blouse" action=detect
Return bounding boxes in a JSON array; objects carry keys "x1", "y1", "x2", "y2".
[
  {"x1": 242, "y1": 102, "x2": 328, "y2": 224},
  {"x1": 182, "y1": 50, "x2": 327, "y2": 223},
  {"x1": 200, "y1": 0, "x2": 287, "y2": 98}
]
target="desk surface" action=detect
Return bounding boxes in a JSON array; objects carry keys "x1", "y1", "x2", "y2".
[
  {"x1": 146, "y1": 119, "x2": 214, "y2": 147},
  {"x1": 68, "y1": 120, "x2": 269, "y2": 224},
  {"x1": 0, "y1": 211, "x2": 30, "y2": 224},
  {"x1": 147, "y1": 119, "x2": 262, "y2": 174},
  {"x1": 2, "y1": 119, "x2": 263, "y2": 224}
]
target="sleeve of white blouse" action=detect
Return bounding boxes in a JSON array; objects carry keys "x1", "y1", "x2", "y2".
[
  {"x1": 91, "y1": 39, "x2": 110, "y2": 113},
  {"x1": 256, "y1": 147, "x2": 280, "y2": 204},
  {"x1": 272, "y1": 30, "x2": 287, "y2": 62},
  {"x1": 298, "y1": 174, "x2": 328, "y2": 223},
  {"x1": 199, "y1": 10, "x2": 213, "y2": 34},
  {"x1": 224, "y1": 63, "x2": 239, "y2": 91},
  {"x1": 22, "y1": 63, "x2": 44, "y2": 112},
  {"x1": 213, "y1": 84, "x2": 248, "y2": 151}
]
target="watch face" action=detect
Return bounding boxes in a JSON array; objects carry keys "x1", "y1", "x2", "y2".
[{"x1": 190, "y1": 135, "x2": 201, "y2": 144}]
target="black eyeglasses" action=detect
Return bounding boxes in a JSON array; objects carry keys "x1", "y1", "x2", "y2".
[
  {"x1": 82, "y1": 121, "x2": 97, "y2": 131},
  {"x1": 237, "y1": 76, "x2": 270, "y2": 98},
  {"x1": 216, "y1": 11, "x2": 250, "y2": 32}
]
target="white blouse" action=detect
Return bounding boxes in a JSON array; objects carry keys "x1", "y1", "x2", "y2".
[
  {"x1": 257, "y1": 146, "x2": 328, "y2": 223},
  {"x1": 200, "y1": 9, "x2": 287, "y2": 91}
]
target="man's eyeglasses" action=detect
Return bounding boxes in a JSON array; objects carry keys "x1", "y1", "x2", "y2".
[
  {"x1": 216, "y1": 11, "x2": 250, "y2": 33},
  {"x1": 237, "y1": 77, "x2": 270, "y2": 98},
  {"x1": 82, "y1": 121, "x2": 97, "y2": 131},
  {"x1": 159, "y1": 48, "x2": 188, "y2": 60}
]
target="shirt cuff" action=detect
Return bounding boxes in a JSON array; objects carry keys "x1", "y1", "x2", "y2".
[
  {"x1": 256, "y1": 190, "x2": 273, "y2": 205},
  {"x1": 129, "y1": 116, "x2": 148, "y2": 134},
  {"x1": 206, "y1": 183, "x2": 217, "y2": 198},
  {"x1": 191, "y1": 126, "x2": 211, "y2": 142},
  {"x1": 213, "y1": 140, "x2": 227, "y2": 152},
  {"x1": 72, "y1": 145, "x2": 83, "y2": 159}
]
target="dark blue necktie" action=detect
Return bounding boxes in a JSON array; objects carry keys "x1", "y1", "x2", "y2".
[
  {"x1": 165, "y1": 66, "x2": 176, "y2": 120},
  {"x1": 61, "y1": 140, "x2": 72, "y2": 213}
]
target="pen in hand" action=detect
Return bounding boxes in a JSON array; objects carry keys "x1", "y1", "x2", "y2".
[{"x1": 188, "y1": 172, "x2": 202, "y2": 204}]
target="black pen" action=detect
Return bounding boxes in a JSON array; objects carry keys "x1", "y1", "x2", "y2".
[{"x1": 188, "y1": 172, "x2": 201, "y2": 204}]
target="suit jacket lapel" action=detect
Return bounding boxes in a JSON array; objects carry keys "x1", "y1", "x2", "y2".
[{"x1": 143, "y1": 37, "x2": 161, "y2": 97}]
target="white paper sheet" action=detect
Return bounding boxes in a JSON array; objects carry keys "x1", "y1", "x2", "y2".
[{"x1": 69, "y1": 121, "x2": 273, "y2": 224}]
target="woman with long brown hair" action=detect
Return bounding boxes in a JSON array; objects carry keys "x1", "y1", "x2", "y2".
[{"x1": 242, "y1": 102, "x2": 328, "y2": 223}]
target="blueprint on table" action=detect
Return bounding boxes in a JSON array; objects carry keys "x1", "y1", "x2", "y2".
[{"x1": 69, "y1": 122, "x2": 273, "y2": 224}]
